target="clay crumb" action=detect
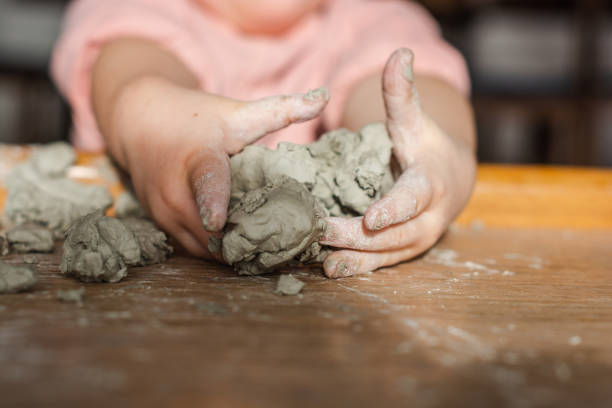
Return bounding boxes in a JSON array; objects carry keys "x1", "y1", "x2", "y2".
[
  {"x1": 195, "y1": 302, "x2": 229, "y2": 316},
  {"x1": 23, "y1": 255, "x2": 38, "y2": 264},
  {"x1": 57, "y1": 287, "x2": 85, "y2": 306},
  {"x1": 275, "y1": 274, "x2": 305, "y2": 296},
  {"x1": 0, "y1": 261, "x2": 38, "y2": 293},
  {"x1": 0, "y1": 236, "x2": 9, "y2": 256}
]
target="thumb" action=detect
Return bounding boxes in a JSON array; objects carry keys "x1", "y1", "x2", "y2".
[
  {"x1": 382, "y1": 48, "x2": 423, "y2": 166},
  {"x1": 188, "y1": 149, "x2": 231, "y2": 232},
  {"x1": 224, "y1": 87, "x2": 329, "y2": 153}
]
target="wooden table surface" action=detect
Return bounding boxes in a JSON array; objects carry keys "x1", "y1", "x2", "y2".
[{"x1": 1, "y1": 149, "x2": 612, "y2": 407}]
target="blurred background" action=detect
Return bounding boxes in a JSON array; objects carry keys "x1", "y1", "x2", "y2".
[{"x1": 0, "y1": 0, "x2": 611, "y2": 166}]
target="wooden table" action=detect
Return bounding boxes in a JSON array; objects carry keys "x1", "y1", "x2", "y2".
[{"x1": 1, "y1": 150, "x2": 612, "y2": 407}]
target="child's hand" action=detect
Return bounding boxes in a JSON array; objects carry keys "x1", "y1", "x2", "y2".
[
  {"x1": 320, "y1": 49, "x2": 476, "y2": 278},
  {"x1": 111, "y1": 76, "x2": 328, "y2": 257}
]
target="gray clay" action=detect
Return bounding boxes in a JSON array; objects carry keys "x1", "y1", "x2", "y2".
[
  {"x1": 0, "y1": 261, "x2": 38, "y2": 293},
  {"x1": 223, "y1": 177, "x2": 327, "y2": 275},
  {"x1": 121, "y1": 218, "x2": 173, "y2": 265},
  {"x1": 208, "y1": 236, "x2": 222, "y2": 255},
  {"x1": 223, "y1": 123, "x2": 393, "y2": 275},
  {"x1": 23, "y1": 255, "x2": 38, "y2": 264},
  {"x1": 29, "y1": 141, "x2": 76, "y2": 177},
  {"x1": 115, "y1": 191, "x2": 146, "y2": 218},
  {"x1": 61, "y1": 210, "x2": 141, "y2": 283},
  {"x1": 275, "y1": 274, "x2": 305, "y2": 296},
  {"x1": 57, "y1": 287, "x2": 85, "y2": 305},
  {"x1": 6, "y1": 223, "x2": 54, "y2": 253},
  {"x1": 0, "y1": 236, "x2": 9, "y2": 256},
  {"x1": 4, "y1": 161, "x2": 113, "y2": 236},
  {"x1": 61, "y1": 211, "x2": 174, "y2": 282}
]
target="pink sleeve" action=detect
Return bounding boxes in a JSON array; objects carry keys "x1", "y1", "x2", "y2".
[
  {"x1": 50, "y1": 0, "x2": 209, "y2": 151},
  {"x1": 322, "y1": 0, "x2": 471, "y2": 130}
]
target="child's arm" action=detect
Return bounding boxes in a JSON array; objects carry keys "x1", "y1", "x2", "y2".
[
  {"x1": 91, "y1": 38, "x2": 329, "y2": 257},
  {"x1": 320, "y1": 49, "x2": 477, "y2": 278}
]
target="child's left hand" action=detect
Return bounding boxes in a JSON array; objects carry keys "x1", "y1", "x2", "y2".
[{"x1": 320, "y1": 49, "x2": 476, "y2": 278}]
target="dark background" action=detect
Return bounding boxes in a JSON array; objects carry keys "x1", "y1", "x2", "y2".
[{"x1": 1, "y1": 0, "x2": 611, "y2": 166}]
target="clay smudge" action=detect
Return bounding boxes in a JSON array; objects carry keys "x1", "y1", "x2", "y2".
[
  {"x1": 425, "y1": 248, "x2": 503, "y2": 276},
  {"x1": 57, "y1": 287, "x2": 85, "y2": 306},
  {"x1": 275, "y1": 274, "x2": 305, "y2": 296}
]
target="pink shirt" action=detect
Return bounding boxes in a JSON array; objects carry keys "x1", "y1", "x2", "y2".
[{"x1": 51, "y1": 0, "x2": 470, "y2": 151}]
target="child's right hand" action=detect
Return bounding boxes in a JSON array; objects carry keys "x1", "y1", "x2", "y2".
[{"x1": 107, "y1": 76, "x2": 328, "y2": 257}]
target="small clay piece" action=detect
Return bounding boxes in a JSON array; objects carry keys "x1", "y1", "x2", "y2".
[
  {"x1": 4, "y1": 163, "x2": 113, "y2": 236},
  {"x1": 23, "y1": 255, "x2": 38, "y2": 264},
  {"x1": 223, "y1": 177, "x2": 327, "y2": 275},
  {"x1": 29, "y1": 141, "x2": 76, "y2": 177},
  {"x1": 115, "y1": 191, "x2": 146, "y2": 218},
  {"x1": 224, "y1": 123, "x2": 393, "y2": 275},
  {"x1": 275, "y1": 274, "x2": 305, "y2": 296},
  {"x1": 61, "y1": 210, "x2": 141, "y2": 283},
  {"x1": 6, "y1": 223, "x2": 54, "y2": 253},
  {"x1": 0, "y1": 235, "x2": 9, "y2": 256},
  {"x1": 307, "y1": 123, "x2": 394, "y2": 215},
  {"x1": 121, "y1": 218, "x2": 173, "y2": 265},
  {"x1": 0, "y1": 261, "x2": 38, "y2": 293},
  {"x1": 56, "y1": 287, "x2": 85, "y2": 306}
]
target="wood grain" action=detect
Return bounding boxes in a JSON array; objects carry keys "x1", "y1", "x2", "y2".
[
  {"x1": 456, "y1": 165, "x2": 612, "y2": 229},
  {"x1": 1, "y1": 228, "x2": 611, "y2": 407}
]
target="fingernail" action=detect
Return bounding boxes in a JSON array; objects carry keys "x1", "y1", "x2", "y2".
[
  {"x1": 304, "y1": 87, "x2": 330, "y2": 102},
  {"x1": 324, "y1": 258, "x2": 338, "y2": 278},
  {"x1": 365, "y1": 205, "x2": 391, "y2": 231},
  {"x1": 335, "y1": 260, "x2": 353, "y2": 278},
  {"x1": 372, "y1": 211, "x2": 391, "y2": 231}
]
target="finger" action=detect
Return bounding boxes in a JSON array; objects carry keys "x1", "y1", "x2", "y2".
[
  {"x1": 383, "y1": 48, "x2": 420, "y2": 125},
  {"x1": 174, "y1": 190, "x2": 225, "y2": 261},
  {"x1": 320, "y1": 215, "x2": 430, "y2": 251},
  {"x1": 323, "y1": 245, "x2": 428, "y2": 279},
  {"x1": 154, "y1": 215, "x2": 207, "y2": 257},
  {"x1": 148, "y1": 170, "x2": 222, "y2": 258},
  {"x1": 188, "y1": 149, "x2": 231, "y2": 232},
  {"x1": 226, "y1": 87, "x2": 329, "y2": 149},
  {"x1": 363, "y1": 168, "x2": 433, "y2": 231},
  {"x1": 178, "y1": 187, "x2": 225, "y2": 261},
  {"x1": 382, "y1": 48, "x2": 423, "y2": 166}
]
